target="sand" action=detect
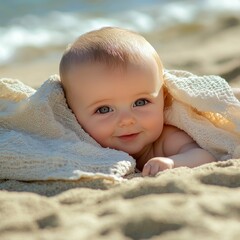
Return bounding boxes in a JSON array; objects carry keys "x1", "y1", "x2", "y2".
[
  {"x1": 1, "y1": 19, "x2": 240, "y2": 240},
  {"x1": 0, "y1": 159, "x2": 240, "y2": 240}
]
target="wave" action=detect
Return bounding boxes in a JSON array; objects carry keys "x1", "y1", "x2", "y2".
[{"x1": 0, "y1": 0, "x2": 240, "y2": 65}]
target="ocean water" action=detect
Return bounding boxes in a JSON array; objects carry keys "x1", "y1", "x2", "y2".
[{"x1": 0, "y1": 0, "x2": 240, "y2": 66}]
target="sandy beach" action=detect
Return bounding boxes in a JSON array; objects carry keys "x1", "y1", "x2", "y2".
[
  {"x1": 1, "y1": 7, "x2": 240, "y2": 240},
  {"x1": 0, "y1": 159, "x2": 240, "y2": 240}
]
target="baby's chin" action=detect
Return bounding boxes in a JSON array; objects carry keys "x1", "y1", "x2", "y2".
[{"x1": 109, "y1": 145, "x2": 146, "y2": 158}]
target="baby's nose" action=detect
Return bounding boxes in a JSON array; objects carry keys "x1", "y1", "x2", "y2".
[{"x1": 118, "y1": 111, "x2": 136, "y2": 127}]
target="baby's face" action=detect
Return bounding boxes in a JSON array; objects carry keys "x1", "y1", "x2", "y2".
[{"x1": 65, "y1": 61, "x2": 164, "y2": 157}]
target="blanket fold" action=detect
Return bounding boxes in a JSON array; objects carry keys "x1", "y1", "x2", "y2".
[
  {"x1": 164, "y1": 70, "x2": 240, "y2": 160},
  {"x1": 0, "y1": 76, "x2": 136, "y2": 181},
  {"x1": 1, "y1": 70, "x2": 240, "y2": 181}
]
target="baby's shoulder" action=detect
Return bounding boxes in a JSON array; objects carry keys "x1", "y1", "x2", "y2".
[
  {"x1": 152, "y1": 125, "x2": 179, "y2": 156},
  {"x1": 162, "y1": 124, "x2": 180, "y2": 135},
  {"x1": 160, "y1": 125, "x2": 195, "y2": 157}
]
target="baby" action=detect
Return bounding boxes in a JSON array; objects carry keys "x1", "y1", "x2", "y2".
[{"x1": 59, "y1": 27, "x2": 216, "y2": 177}]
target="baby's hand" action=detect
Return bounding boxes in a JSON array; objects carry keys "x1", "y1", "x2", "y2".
[{"x1": 142, "y1": 157, "x2": 174, "y2": 177}]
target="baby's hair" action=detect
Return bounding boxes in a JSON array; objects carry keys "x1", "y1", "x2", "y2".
[{"x1": 59, "y1": 27, "x2": 163, "y2": 85}]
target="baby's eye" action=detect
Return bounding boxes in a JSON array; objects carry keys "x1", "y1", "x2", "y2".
[
  {"x1": 96, "y1": 106, "x2": 113, "y2": 114},
  {"x1": 133, "y1": 99, "x2": 149, "y2": 107}
]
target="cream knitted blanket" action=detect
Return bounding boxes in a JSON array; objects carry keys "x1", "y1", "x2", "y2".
[
  {"x1": 0, "y1": 76, "x2": 135, "y2": 181},
  {"x1": 1, "y1": 70, "x2": 240, "y2": 181},
  {"x1": 164, "y1": 70, "x2": 240, "y2": 160}
]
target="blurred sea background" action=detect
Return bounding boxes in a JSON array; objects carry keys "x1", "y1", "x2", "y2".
[{"x1": 1, "y1": 0, "x2": 240, "y2": 88}]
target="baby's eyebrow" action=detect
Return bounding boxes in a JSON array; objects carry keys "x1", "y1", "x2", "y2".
[
  {"x1": 87, "y1": 99, "x2": 111, "y2": 109},
  {"x1": 135, "y1": 91, "x2": 160, "y2": 98}
]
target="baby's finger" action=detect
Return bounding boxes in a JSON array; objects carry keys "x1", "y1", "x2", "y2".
[
  {"x1": 150, "y1": 164, "x2": 160, "y2": 176},
  {"x1": 142, "y1": 163, "x2": 151, "y2": 177}
]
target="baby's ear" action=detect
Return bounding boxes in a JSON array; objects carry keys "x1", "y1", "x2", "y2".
[
  {"x1": 163, "y1": 84, "x2": 168, "y2": 99},
  {"x1": 163, "y1": 84, "x2": 172, "y2": 108}
]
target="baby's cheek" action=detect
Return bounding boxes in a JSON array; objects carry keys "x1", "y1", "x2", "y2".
[
  {"x1": 75, "y1": 116, "x2": 100, "y2": 141},
  {"x1": 145, "y1": 112, "x2": 164, "y2": 135},
  {"x1": 87, "y1": 123, "x2": 112, "y2": 146}
]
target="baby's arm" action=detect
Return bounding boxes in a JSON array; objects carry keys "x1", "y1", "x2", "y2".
[{"x1": 142, "y1": 127, "x2": 216, "y2": 176}]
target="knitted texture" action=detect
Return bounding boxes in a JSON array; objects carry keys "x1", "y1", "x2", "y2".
[
  {"x1": 0, "y1": 76, "x2": 135, "y2": 181},
  {"x1": 164, "y1": 70, "x2": 240, "y2": 160},
  {"x1": 1, "y1": 71, "x2": 240, "y2": 181}
]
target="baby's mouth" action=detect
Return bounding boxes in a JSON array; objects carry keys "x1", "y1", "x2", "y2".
[{"x1": 118, "y1": 133, "x2": 139, "y2": 141}]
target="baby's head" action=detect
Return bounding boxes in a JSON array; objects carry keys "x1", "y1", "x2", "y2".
[{"x1": 59, "y1": 27, "x2": 165, "y2": 156}]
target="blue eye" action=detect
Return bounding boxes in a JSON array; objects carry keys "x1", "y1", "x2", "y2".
[
  {"x1": 96, "y1": 106, "x2": 113, "y2": 114},
  {"x1": 133, "y1": 99, "x2": 149, "y2": 107}
]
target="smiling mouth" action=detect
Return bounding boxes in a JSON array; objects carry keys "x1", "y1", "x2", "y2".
[{"x1": 118, "y1": 133, "x2": 139, "y2": 141}]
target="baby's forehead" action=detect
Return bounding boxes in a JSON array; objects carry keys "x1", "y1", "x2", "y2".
[
  {"x1": 70, "y1": 59, "x2": 162, "y2": 80},
  {"x1": 65, "y1": 61, "x2": 164, "y2": 95}
]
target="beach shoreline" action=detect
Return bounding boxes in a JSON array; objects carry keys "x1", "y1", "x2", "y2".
[
  {"x1": 1, "y1": 4, "x2": 240, "y2": 239},
  {"x1": 1, "y1": 23, "x2": 239, "y2": 89}
]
